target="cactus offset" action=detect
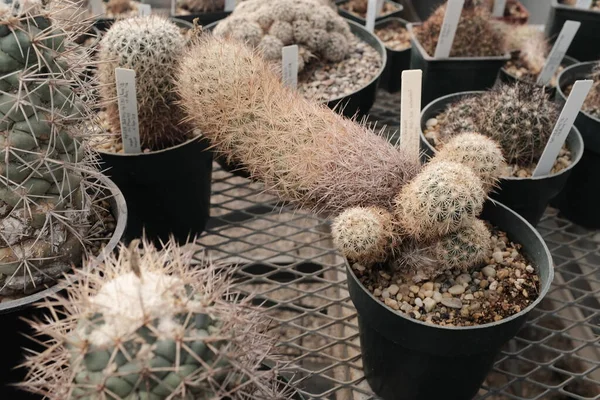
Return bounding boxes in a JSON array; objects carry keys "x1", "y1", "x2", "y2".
[
  {"x1": 97, "y1": 15, "x2": 192, "y2": 150},
  {"x1": 21, "y1": 239, "x2": 296, "y2": 399}
]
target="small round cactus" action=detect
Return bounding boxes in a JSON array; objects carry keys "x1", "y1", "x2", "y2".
[
  {"x1": 394, "y1": 161, "x2": 486, "y2": 240},
  {"x1": 332, "y1": 206, "x2": 398, "y2": 265},
  {"x1": 438, "y1": 95, "x2": 481, "y2": 142}
]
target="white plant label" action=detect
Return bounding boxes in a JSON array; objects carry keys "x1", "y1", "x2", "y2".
[
  {"x1": 282, "y1": 45, "x2": 298, "y2": 89},
  {"x1": 89, "y1": 0, "x2": 104, "y2": 16},
  {"x1": 575, "y1": 0, "x2": 593, "y2": 8},
  {"x1": 138, "y1": 3, "x2": 152, "y2": 15},
  {"x1": 171, "y1": 0, "x2": 176, "y2": 16},
  {"x1": 492, "y1": 0, "x2": 507, "y2": 17},
  {"x1": 365, "y1": 0, "x2": 378, "y2": 33},
  {"x1": 400, "y1": 70, "x2": 423, "y2": 164},
  {"x1": 225, "y1": 0, "x2": 235, "y2": 11},
  {"x1": 537, "y1": 21, "x2": 580, "y2": 86},
  {"x1": 533, "y1": 79, "x2": 592, "y2": 177},
  {"x1": 434, "y1": 0, "x2": 465, "y2": 59},
  {"x1": 377, "y1": 0, "x2": 385, "y2": 15},
  {"x1": 115, "y1": 68, "x2": 142, "y2": 154}
]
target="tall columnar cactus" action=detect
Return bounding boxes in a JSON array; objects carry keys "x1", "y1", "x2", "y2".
[
  {"x1": 0, "y1": 0, "x2": 99, "y2": 296},
  {"x1": 97, "y1": 15, "x2": 191, "y2": 150},
  {"x1": 22, "y1": 239, "x2": 296, "y2": 399}
]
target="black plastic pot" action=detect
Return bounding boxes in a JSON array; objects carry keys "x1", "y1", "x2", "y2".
[
  {"x1": 337, "y1": 0, "x2": 404, "y2": 24},
  {"x1": 347, "y1": 200, "x2": 553, "y2": 400},
  {"x1": 0, "y1": 176, "x2": 127, "y2": 399},
  {"x1": 420, "y1": 91, "x2": 585, "y2": 227},
  {"x1": 376, "y1": 17, "x2": 411, "y2": 93},
  {"x1": 98, "y1": 135, "x2": 213, "y2": 245},
  {"x1": 407, "y1": 23, "x2": 511, "y2": 107},
  {"x1": 409, "y1": 0, "x2": 445, "y2": 21},
  {"x1": 499, "y1": 55, "x2": 579, "y2": 99},
  {"x1": 545, "y1": 0, "x2": 600, "y2": 62},
  {"x1": 553, "y1": 62, "x2": 600, "y2": 228}
]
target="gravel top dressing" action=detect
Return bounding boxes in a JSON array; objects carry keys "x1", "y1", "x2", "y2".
[
  {"x1": 503, "y1": 56, "x2": 565, "y2": 88},
  {"x1": 339, "y1": 0, "x2": 400, "y2": 18},
  {"x1": 375, "y1": 21, "x2": 410, "y2": 51}
]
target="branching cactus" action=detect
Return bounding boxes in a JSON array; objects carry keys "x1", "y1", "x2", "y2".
[
  {"x1": 0, "y1": 0, "x2": 100, "y2": 296},
  {"x1": 97, "y1": 15, "x2": 191, "y2": 150},
  {"x1": 21, "y1": 239, "x2": 296, "y2": 399}
]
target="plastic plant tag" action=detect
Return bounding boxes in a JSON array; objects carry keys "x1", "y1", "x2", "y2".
[
  {"x1": 171, "y1": 0, "x2": 176, "y2": 15},
  {"x1": 115, "y1": 68, "x2": 142, "y2": 154},
  {"x1": 89, "y1": 0, "x2": 104, "y2": 16},
  {"x1": 366, "y1": 0, "x2": 378, "y2": 33},
  {"x1": 377, "y1": 0, "x2": 385, "y2": 15},
  {"x1": 434, "y1": 0, "x2": 465, "y2": 59},
  {"x1": 138, "y1": 3, "x2": 152, "y2": 15},
  {"x1": 575, "y1": 0, "x2": 593, "y2": 8},
  {"x1": 399, "y1": 70, "x2": 423, "y2": 164},
  {"x1": 282, "y1": 45, "x2": 299, "y2": 89},
  {"x1": 532, "y1": 79, "x2": 592, "y2": 177},
  {"x1": 536, "y1": 21, "x2": 581, "y2": 86},
  {"x1": 225, "y1": 0, "x2": 235, "y2": 11},
  {"x1": 492, "y1": 0, "x2": 507, "y2": 17}
]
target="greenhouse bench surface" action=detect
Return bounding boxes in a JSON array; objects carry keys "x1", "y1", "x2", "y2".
[{"x1": 194, "y1": 90, "x2": 600, "y2": 400}]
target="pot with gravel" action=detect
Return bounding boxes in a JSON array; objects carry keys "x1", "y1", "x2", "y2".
[
  {"x1": 552, "y1": 61, "x2": 600, "y2": 228},
  {"x1": 337, "y1": 0, "x2": 403, "y2": 24},
  {"x1": 375, "y1": 17, "x2": 411, "y2": 93},
  {"x1": 420, "y1": 83, "x2": 584, "y2": 226},
  {"x1": 479, "y1": 0, "x2": 529, "y2": 24},
  {"x1": 92, "y1": 15, "x2": 213, "y2": 245},
  {"x1": 407, "y1": 0, "x2": 510, "y2": 106}
]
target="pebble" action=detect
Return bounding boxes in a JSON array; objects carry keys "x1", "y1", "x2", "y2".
[
  {"x1": 423, "y1": 297, "x2": 436, "y2": 312},
  {"x1": 375, "y1": 23, "x2": 411, "y2": 51},
  {"x1": 464, "y1": 294, "x2": 474, "y2": 300},
  {"x1": 441, "y1": 298, "x2": 463, "y2": 309},
  {"x1": 415, "y1": 298, "x2": 423, "y2": 308},
  {"x1": 426, "y1": 118, "x2": 438, "y2": 128},
  {"x1": 489, "y1": 281, "x2": 499, "y2": 291},
  {"x1": 412, "y1": 310, "x2": 422, "y2": 319},
  {"x1": 526, "y1": 265, "x2": 534, "y2": 273},
  {"x1": 492, "y1": 252, "x2": 504, "y2": 264},
  {"x1": 373, "y1": 288, "x2": 382, "y2": 297},
  {"x1": 456, "y1": 274, "x2": 472, "y2": 285},
  {"x1": 409, "y1": 285, "x2": 420, "y2": 294},
  {"x1": 482, "y1": 266, "x2": 496, "y2": 278},
  {"x1": 387, "y1": 284, "x2": 399, "y2": 296},
  {"x1": 433, "y1": 291, "x2": 443, "y2": 302},
  {"x1": 401, "y1": 302, "x2": 412, "y2": 312},
  {"x1": 497, "y1": 269, "x2": 509, "y2": 280},
  {"x1": 422, "y1": 282, "x2": 434, "y2": 291},
  {"x1": 385, "y1": 298, "x2": 399, "y2": 310},
  {"x1": 353, "y1": 263, "x2": 366, "y2": 272},
  {"x1": 448, "y1": 285, "x2": 465, "y2": 295},
  {"x1": 382, "y1": 290, "x2": 390, "y2": 299}
]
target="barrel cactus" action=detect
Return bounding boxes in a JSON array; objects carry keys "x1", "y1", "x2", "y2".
[
  {"x1": 0, "y1": 0, "x2": 101, "y2": 296},
  {"x1": 21, "y1": 239, "x2": 296, "y2": 399}
]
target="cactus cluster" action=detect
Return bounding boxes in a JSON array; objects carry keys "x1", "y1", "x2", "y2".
[
  {"x1": 414, "y1": 0, "x2": 507, "y2": 57},
  {"x1": 213, "y1": 0, "x2": 353, "y2": 71},
  {"x1": 97, "y1": 15, "x2": 192, "y2": 150},
  {"x1": 0, "y1": 0, "x2": 103, "y2": 296},
  {"x1": 22, "y1": 239, "x2": 295, "y2": 399}
]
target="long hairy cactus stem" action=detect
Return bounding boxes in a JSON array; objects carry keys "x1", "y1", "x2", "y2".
[
  {"x1": 21, "y1": 238, "x2": 297, "y2": 399},
  {"x1": 176, "y1": 36, "x2": 420, "y2": 214}
]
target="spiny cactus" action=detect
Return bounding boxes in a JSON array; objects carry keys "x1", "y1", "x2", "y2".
[
  {"x1": 492, "y1": 22, "x2": 545, "y2": 54},
  {"x1": 21, "y1": 239, "x2": 296, "y2": 399},
  {"x1": 518, "y1": 35, "x2": 549, "y2": 77},
  {"x1": 394, "y1": 160, "x2": 486, "y2": 240},
  {"x1": 433, "y1": 132, "x2": 505, "y2": 194},
  {"x1": 437, "y1": 95, "x2": 480, "y2": 141},
  {"x1": 332, "y1": 206, "x2": 398, "y2": 265},
  {"x1": 176, "y1": 35, "x2": 420, "y2": 214},
  {"x1": 414, "y1": 1, "x2": 507, "y2": 57},
  {"x1": 97, "y1": 15, "x2": 192, "y2": 150},
  {"x1": 0, "y1": 0, "x2": 103, "y2": 296},
  {"x1": 213, "y1": 0, "x2": 353, "y2": 71}
]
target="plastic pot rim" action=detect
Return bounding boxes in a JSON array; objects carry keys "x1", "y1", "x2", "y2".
[
  {"x1": 374, "y1": 17, "x2": 412, "y2": 53},
  {"x1": 337, "y1": 0, "x2": 404, "y2": 22},
  {"x1": 557, "y1": 61, "x2": 600, "y2": 124},
  {"x1": 406, "y1": 23, "x2": 511, "y2": 62},
  {"x1": 94, "y1": 16, "x2": 195, "y2": 29},
  {"x1": 0, "y1": 174, "x2": 127, "y2": 314},
  {"x1": 500, "y1": 55, "x2": 579, "y2": 87},
  {"x1": 551, "y1": 0, "x2": 600, "y2": 15},
  {"x1": 95, "y1": 133, "x2": 205, "y2": 158},
  {"x1": 345, "y1": 201, "x2": 554, "y2": 332},
  {"x1": 420, "y1": 90, "x2": 585, "y2": 182}
]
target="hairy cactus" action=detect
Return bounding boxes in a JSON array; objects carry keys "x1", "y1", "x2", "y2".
[
  {"x1": 394, "y1": 161, "x2": 486, "y2": 240},
  {"x1": 176, "y1": 36, "x2": 420, "y2": 214},
  {"x1": 332, "y1": 206, "x2": 398, "y2": 264},
  {"x1": 97, "y1": 15, "x2": 192, "y2": 150},
  {"x1": 438, "y1": 95, "x2": 481, "y2": 141},
  {"x1": 213, "y1": 0, "x2": 353, "y2": 71},
  {"x1": 21, "y1": 239, "x2": 296, "y2": 399},
  {"x1": 415, "y1": 1, "x2": 506, "y2": 57},
  {"x1": 433, "y1": 132, "x2": 505, "y2": 194},
  {"x1": 518, "y1": 35, "x2": 549, "y2": 77},
  {"x1": 0, "y1": 0, "x2": 102, "y2": 296},
  {"x1": 177, "y1": 0, "x2": 224, "y2": 12}
]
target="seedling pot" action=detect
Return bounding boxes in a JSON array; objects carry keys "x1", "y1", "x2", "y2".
[
  {"x1": 409, "y1": 0, "x2": 445, "y2": 21},
  {"x1": 376, "y1": 17, "x2": 411, "y2": 93},
  {"x1": 420, "y1": 91, "x2": 584, "y2": 227},
  {"x1": 346, "y1": 200, "x2": 553, "y2": 400},
  {"x1": 553, "y1": 62, "x2": 600, "y2": 228},
  {"x1": 98, "y1": 135, "x2": 213, "y2": 245},
  {"x1": 407, "y1": 23, "x2": 510, "y2": 107},
  {"x1": 337, "y1": 0, "x2": 404, "y2": 24},
  {"x1": 0, "y1": 176, "x2": 127, "y2": 399},
  {"x1": 545, "y1": 0, "x2": 600, "y2": 62}
]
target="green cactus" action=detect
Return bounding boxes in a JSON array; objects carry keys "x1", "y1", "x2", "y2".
[
  {"x1": 97, "y1": 15, "x2": 192, "y2": 150},
  {"x1": 21, "y1": 239, "x2": 296, "y2": 399}
]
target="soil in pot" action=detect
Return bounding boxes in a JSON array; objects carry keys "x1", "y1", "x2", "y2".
[
  {"x1": 375, "y1": 19, "x2": 411, "y2": 51},
  {"x1": 563, "y1": 64, "x2": 600, "y2": 119},
  {"x1": 338, "y1": 0, "x2": 402, "y2": 20},
  {"x1": 560, "y1": 0, "x2": 600, "y2": 10}
]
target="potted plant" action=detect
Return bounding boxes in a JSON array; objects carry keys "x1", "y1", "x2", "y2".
[
  {"x1": 553, "y1": 60, "x2": 600, "y2": 228},
  {"x1": 409, "y1": 0, "x2": 445, "y2": 21},
  {"x1": 92, "y1": 15, "x2": 213, "y2": 246},
  {"x1": 337, "y1": 0, "x2": 404, "y2": 24},
  {"x1": 375, "y1": 17, "x2": 411, "y2": 93},
  {"x1": 174, "y1": 35, "x2": 554, "y2": 400},
  {"x1": 420, "y1": 83, "x2": 584, "y2": 226},
  {"x1": 20, "y1": 238, "x2": 303, "y2": 399},
  {"x1": 545, "y1": 0, "x2": 600, "y2": 62},
  {"x1": 407, "y1": 0, "x2": 510, "y2": 106},
  {"x1": 0, "y1": 0, "x2": 126, "y2": 395}
]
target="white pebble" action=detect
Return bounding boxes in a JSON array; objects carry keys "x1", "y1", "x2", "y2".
[
  {"x1": 492, "y1": 252, "x2": 504, "y2": 264},
  {"x1": 382, "y1": 290, "x2": 390, "y2": 299},
  {"x1": 409, "y1": 285, "x2": 420, "y2": 294},
  {"x1": 448, "y1": 285, "x2": 465, "y2": 295},
  {"x1": 388, "y1": 284, "x2": 399, "y2": 296},
  {"x1": 401, "y1": 302, "x2": 412, "y2": 312},
  {"x1": 426, "y1": 118, "x2": 438, "y2": 128},
  {"x1": 433, "y1": 291, "x2": 443, "y2": 302},
  {"x1": 441, "y1": 298, "x2": 463, "y2": 309},
  {"x1": 415, "y1": 298, "x2": 423, "y2": 308},
  {"x1": 423, "y1": 297, "x2": 436, "y2": 312},
  {"x1": 464, "y1": 294, "x2": 474, "y2": 300},
  {"x1": 422, "y1": 282, "x2": 434, "y2": 291},
  {"x1": 422, "y1": 290, "x2": 433, "y2": 298},
  {"x1": 489, "y1": 281, "x2": 499, "y2": 291},
  {"x1": 456, "y1": 274, "x2": 472, "y2": 285},
  {"x1": 482, "y1": 266, "x2": 497, "y2": 278},
  {"x1": 374, "y1": 288, "x2": 382, "y2": 297},
  {"x1": 526, "y1": 265, "x2": 534, "y2": 273},
  {"x1": 385, "y1": 298, "x2": 399, "y2": 310}
]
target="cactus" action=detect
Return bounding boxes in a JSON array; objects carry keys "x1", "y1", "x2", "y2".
[
  {"x1": 176, "y1": 36, "x2": 420, "y2": 214},
  {"x1": 0, "y1": 0, "x2": 103, "y2": 296},
  {"x1": 177, "y1": 0, "x2": 224, "y2": 12},
  {"x1": 433, "y1": 132, "x2": 505, "y2": 194},
  {"x1": 414, "y1": 1, "x2": 506, "y2": 57},
  {"x1": 21, "y1": 239, "x2": 296, "y2": 399},
  {"x1": 518, "y1": 34, "x2": 549, "y2": 77},
  {"x1": 213, "y1": 0, "x2": 353, "y2": 71},
  {"x1": 97, "y1": 15, "x2": 192, "y2": 150},
  {"x1": 437, "y1": 95, "x2": 480, "y2": 142}
]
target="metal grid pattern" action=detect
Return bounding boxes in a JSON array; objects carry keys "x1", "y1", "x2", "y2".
[{"x1": 194, "y1": 90, "x2": 600, "y2": 400}]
